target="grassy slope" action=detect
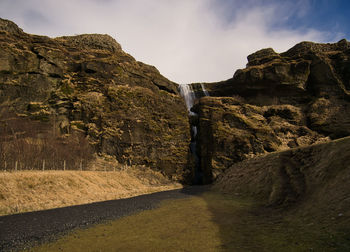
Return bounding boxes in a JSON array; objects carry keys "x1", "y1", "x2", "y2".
[
  {"x1": 214, "y1": 136, "x2": 350, "y2": 230},
  {"x1": 30, "y1": 191, "x2": 350, "y2": 252},
  {"x1": 0, "y1": 168, "x2": 181, "y2": 216}
]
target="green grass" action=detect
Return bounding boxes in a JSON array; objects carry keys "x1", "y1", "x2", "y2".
[{"x1": 28, "y1": 190, "x2": 350, "y2": 252}]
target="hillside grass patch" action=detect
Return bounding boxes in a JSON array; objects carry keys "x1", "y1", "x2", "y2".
[{"x1": 0, "y1": 167, "x2": 181, "y2": 216}]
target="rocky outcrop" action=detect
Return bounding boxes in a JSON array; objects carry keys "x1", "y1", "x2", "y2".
[
  {"x1": 193, "y1": 40, "x2": 350, "y2": 182},
  {"x1": 0, "y1": 18, "x2": 190, "y2": 182},
  {"x1": 2, "y1": 18, "x2": 350, "y2": 185}
]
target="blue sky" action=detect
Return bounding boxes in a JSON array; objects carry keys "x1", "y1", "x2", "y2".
[
  {"x1": 215, "y1": 0, "x2": 350, "y2": 39},
  {"x1": 274, "y1": 0, "x2": 349, "y2": 39},
  {"x1": 284, "y1": 0, "x2": 350, "y2": 38},
  {"x1": 0, "y1": 0, "x2": 349, "y2": 83}
]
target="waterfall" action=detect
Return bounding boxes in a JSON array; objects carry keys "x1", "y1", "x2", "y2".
[
  {"x1": 178, "y1": 83, "x2": 209, "y2": 184},
  {"x1": 178, "y1": 84, "x2": 196, "y2": 114},
  {"x1": 200, "y1": 83, "x2": 209, "y2": 96},
  {"x1": 178, "y1": 83, "x2": 210, "y2": 113}
]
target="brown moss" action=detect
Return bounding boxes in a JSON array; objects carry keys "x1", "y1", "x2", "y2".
[{"x1": 0, "y1": 19, "x2": 190, "y2": 181}]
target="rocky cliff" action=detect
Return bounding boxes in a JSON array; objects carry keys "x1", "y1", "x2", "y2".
[
  {"x1": 2, "y1": 18, "x2": 350, "y2": 185},
  {"x1": 192, "y1": 39, "x2": 350, "y2": 183},
  {"x1": 0, "y1": 18, "x2": 191, "y2": 182}
]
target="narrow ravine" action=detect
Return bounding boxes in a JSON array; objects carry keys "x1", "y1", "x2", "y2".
[{"x1": 179, "y1": 83, "x2": 209, "y2": 184}]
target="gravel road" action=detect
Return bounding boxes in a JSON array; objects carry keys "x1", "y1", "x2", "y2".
[{"x1": 0, "y1": 186, "x2": 209, "y2": 252}]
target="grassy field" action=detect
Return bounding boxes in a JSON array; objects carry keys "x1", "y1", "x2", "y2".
[
  {"x1": 29, "y1": 190, "x2": 350, "y2": 252},
  {"x1": 0, "y1": 166, "x2": 181, "y2": 216}
]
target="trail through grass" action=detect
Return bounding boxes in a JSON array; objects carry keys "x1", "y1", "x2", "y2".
[{"x1": 29, "y1": 190, "x2": 350, "y2": 252}]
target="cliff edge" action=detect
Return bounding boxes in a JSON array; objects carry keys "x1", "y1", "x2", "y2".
[{"x1": 193, "y1": 39, "x2": 350, "y2": 182}]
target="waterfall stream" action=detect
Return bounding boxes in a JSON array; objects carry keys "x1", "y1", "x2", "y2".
[
  {"x1": 200, "y1": 83, "x2": 209, "y2": 96},
  {"x1": 179, "y1": 83, "x2": 209, "y2": 184},
  {"x1": 178, "y1": 84, "x2": 196, "y2": 115}
]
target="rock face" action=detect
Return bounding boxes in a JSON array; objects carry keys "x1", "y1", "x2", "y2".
[
  {"x1": 193, "y1": 40, "x2": 350, "y2": 183},
  {"x1": 0, "y1": 18, "x2": 190, "y2": 182},
  {"x1": 2, "y1": 18, "x2": 350, "y2": 185}
]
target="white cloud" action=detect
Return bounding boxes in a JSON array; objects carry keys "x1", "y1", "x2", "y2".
[{"x1": 0, "y1": 0, "x2": 332, "y2": 83}]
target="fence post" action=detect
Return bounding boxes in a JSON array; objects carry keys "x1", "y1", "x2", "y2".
[
  {"x1": 42, "y1": 160, "x2": 45, "y2": 171},
  {"x1": 4, "y1": 161, "x2": 7, "y2": 171},
  {"x1": 63, "y1": 160, "x2": 66, "y2": 171},
  {"x1": 80, "y1": 159, "x2": 83, "y2": 171},
  {"x1": 15, "y1": 161, "x2": 18, "y2": 171}
]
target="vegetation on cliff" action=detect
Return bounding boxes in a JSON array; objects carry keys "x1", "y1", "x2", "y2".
[
  {"x1": 0, "y1": 17, "x2": 349, "y2": 251},
  {"x1": 0, "y1": 18, "x2": 190, "y2": 182},
  {"x1": 192, "y1": 39, "x2": 350, "y2": 182}
]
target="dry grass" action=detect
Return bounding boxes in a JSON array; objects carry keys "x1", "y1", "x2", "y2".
[{"x1": 0, "y1": 164, "x2": 182, "y2": 216}]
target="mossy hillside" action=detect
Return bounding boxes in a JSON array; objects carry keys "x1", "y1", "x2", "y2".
[
  {"x1": 0, "y1": 18, "x2": 190, "y2": 181},
  {"x1": 196, "y1": 96, "x2": 328, "y2": 181},
  {"x1": 210, "y1": 136, "x2": 350, "y2": 251},
  {"x1": 193, "y1": 40, "x2": 350, "y2": 180},
  {"x1": 215, "y1": 136, "x2": 350, "y2": 225}
]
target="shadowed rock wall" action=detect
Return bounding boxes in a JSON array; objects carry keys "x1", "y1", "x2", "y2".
[
  {"x1": 194, "y1": 40, "x2": 350, "y2": 182},
  {"x1": 0, "y1": 18, "x2": 191, "y2": 182}
]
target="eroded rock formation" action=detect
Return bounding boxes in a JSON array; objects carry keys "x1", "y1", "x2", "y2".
[
  {"x1": 193, "y1": 39, "x2": 350, "y2": 182},
  {"x1": 0, "y1": 18, "x2": 190, "y2": 182},
  {"x1": 2, "y1": 18, "x2": 350, "y2": 185}
]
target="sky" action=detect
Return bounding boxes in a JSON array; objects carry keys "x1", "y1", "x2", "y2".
[{"x1": 0, "y1": 0, "x2": 349, "y2": 83}]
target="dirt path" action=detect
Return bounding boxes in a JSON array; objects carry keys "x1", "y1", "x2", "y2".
[
  {"x1": 0, "y1": 186, "x2": 209, "y2": 252},
  {"x1": 29, "y1": 190, "x2": 350, "y2": 252},
  {"x1": 2, "y1": 186, "x2": 349, "y2": 251}
]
